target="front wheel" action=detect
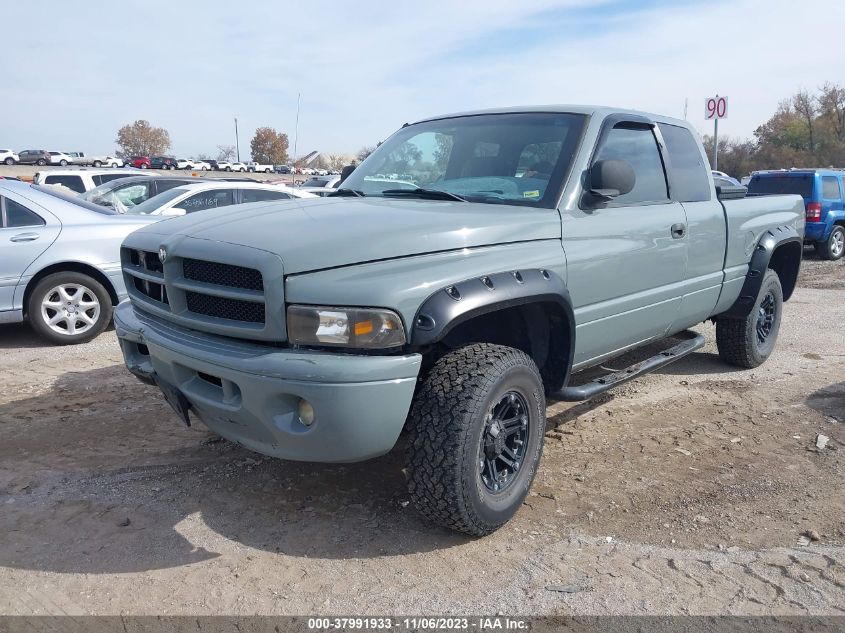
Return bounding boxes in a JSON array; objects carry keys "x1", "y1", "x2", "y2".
[
  {"x1": 815, "y1": 225, "x2": 845, "y2": 261},
  {"x1": 405, "y1": 343, "x2": 546, "y2": 536},
  {"x1": 37, "y1": 159, "x2": 46, "y2": 166},
  {"x1": 140, "y1": 163, "x2": 148, "y2": 169},
  {"x1": 27, "y1": 272, "x2": 113, "y2": 345},
  {"x1": 59, "y1": 159, "x2": 68, "y2": 166},
  {"x1": 716, "y1": 269, "x2": 783, "y2": 368},
  {"x1": 93, "y1": 160, "x2": 102, "y2": 167}
]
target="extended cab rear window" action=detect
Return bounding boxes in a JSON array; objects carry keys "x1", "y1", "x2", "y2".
[
  {"x1": 747, "y1": 174, "x2": 813, "y2": 198},
  {"x1": 657, "y1": 123, "x2": 711, "y2": 202}
]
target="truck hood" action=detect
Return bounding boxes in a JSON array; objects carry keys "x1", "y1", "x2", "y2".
[{"x1": 134, "y1": 197, "x2": 561, "y2": 274}]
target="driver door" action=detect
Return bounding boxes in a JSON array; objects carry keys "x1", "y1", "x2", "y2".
[{"x1": 562, "y1": 122, "x2": 688, "y2": 369}]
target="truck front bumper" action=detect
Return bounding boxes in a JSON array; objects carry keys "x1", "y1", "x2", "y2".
[{"x1": 114, "y1": 301, "x2": 422, "y2": 463}]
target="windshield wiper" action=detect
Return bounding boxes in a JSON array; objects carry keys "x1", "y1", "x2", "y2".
[
  {"x1": 329, "y1": 188, "x2": 365, "y2": 197},
  {"x1": 381, "y1": 188, "x2": 467, "y2": 202}
]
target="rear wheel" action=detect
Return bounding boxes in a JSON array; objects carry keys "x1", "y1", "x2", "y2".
[
  {"x1": 37, "y1": 159, "x2": 46, "y2": 166},
  {"x1": 93, "y1": 160, "x2": 102, "y2": 167},
  {"x1": 59, "y1": 159, "x2": 68, "y2": 166},
  {"x1": 815, "y1": 225, "x2": 845, "y2": 261},
  {"x1": 405, "y1": 343, "x2": 546, "y2": 535},
  {"x1": 140, "y1": 163, "x2": 148, "y2": 169},
  {"x1": 27, "y1": 272, "x2": 112, "y2": 345},
  {"x1": 716, "y1": 269, "x2": 783, "y2": 368},
  {"x1": 4, "y1": 157, "x2": 13, "y2": 165}
]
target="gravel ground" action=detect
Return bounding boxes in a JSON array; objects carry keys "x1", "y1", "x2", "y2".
[{"x1": 0, "y1": 253, "x2": 842, "y2": 616}]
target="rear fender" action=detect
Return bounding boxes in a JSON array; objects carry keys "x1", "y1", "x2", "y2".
[{"x1": 721, "y1": 226, "x2": 802, "y2": 318}]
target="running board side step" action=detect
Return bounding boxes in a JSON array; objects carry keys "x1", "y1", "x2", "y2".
[{"x1": 555, "y1": 331, "x2": 706, "y2": 402}]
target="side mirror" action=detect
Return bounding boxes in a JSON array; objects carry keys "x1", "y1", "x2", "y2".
[
  {"x1": 587, "y1": 159, "x2": 635, "y2": 203},
  {"x1": 339, "y1": 164, "x2": 356, "y2": 183}
]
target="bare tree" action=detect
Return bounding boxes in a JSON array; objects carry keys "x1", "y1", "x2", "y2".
[
  {"x1": 216, "y1": 145, "x2": 236, "y2": 161},
  {"x1": 356, "y1": 145, "x2": 376, "y2": 162},
  {"x1": 326, "y1": 153, "x2": 352, "y2": 170},
  {"x1": 819, "y1": 82, "x2": 845, "y2": 141},
  {"x1": 115, "y1": 120, "x2": 171, "y2": 157},
  {"x1": 792, "y1": 90, "x2": 819, "y2": 153}
]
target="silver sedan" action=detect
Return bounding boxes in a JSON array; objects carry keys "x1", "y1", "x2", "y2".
[{"x1": 0, "y1": 179, "x2": 161, "y2": 344}]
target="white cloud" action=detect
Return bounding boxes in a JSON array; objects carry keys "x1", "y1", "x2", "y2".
[{"x1": 3, "y1": 0, "x2": 843, "y2": 157}]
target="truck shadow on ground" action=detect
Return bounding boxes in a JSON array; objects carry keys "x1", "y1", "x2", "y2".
[
  {"x1": 0, "y1": 322, "x2": 45, "y2": 349},
  {"x1": 0, "y1": 366, "x2": 471, "y2": 575},
  {"x1": 806, "y1": 381, "x2": 845, "y2": 422}
]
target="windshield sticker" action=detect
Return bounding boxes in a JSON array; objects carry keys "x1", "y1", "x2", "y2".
[{"x1": 523, "y1": 190, "x2": 540, "y2": 198}]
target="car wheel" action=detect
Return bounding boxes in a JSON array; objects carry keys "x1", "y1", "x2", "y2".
[
  {"x1": 405, "y1": 343, "x2": 546, "y2": 536},
  {"x1": 225, "y1": 166, "x2": 232, "y2": 172},
  {"x1": 265, "y1": 168, "x2": 271, "y2": 173},
  {"x1": 4, "y1": 157, "x2": 13, "y2": 165},
  {"x1": 27, "y1": 272, "x2": 113, "y2": 345},
  {"x1": 716, "y1": 269, "x2": 783, "y2": 369},
  {"x1": 814, "y1": 225, "x2": 845, "y2": 261},
  {"x1": 140, "y1": 164, "x2": 148, "y2": 169},
  {"x1": 93, "y1": 160, "x2": 102, "y2": 167},
  {"x1": 37, "y1": 159, "x2": 46, "y2": 166},
  {"x1": 59, "y1": 159, "x2": 68, "y2": 166}
]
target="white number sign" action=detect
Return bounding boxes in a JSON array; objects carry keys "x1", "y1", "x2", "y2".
[{"x1": 705, "y1": 96, "x2": 728, "y2": 120}]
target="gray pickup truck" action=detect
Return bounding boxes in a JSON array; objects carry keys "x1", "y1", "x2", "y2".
[{"x1": 115, "y1": 105, "x2": 804, "y2": 535}]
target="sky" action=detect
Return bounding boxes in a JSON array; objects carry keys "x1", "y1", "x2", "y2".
[{"x1": 3, "y1": 0, "x2": 844, "y2": 159}]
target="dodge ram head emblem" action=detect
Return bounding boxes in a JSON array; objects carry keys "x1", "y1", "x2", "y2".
[{"x1": 158, "y1": 247, "x2": 167, "y2": 263}]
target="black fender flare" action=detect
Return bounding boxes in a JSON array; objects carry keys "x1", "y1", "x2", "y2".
[
  {"x1": 411, "y1": 268, "x2": 577, "y2": 387},
  {"x1": 722, "y1": 225, "x2": 802, "y2": 318}
]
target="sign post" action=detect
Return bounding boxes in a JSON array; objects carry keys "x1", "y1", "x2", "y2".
[{"x1": 705, "y1": 95, "x2": 728, "y2": 171}]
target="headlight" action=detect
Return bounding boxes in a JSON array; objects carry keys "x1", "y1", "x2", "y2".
[{"x1": 287, "y1": 305, "x2": 406, "y2": 349}]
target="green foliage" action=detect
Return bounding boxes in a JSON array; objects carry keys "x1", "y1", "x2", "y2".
[
  {"x1": 250, "y1": 127, "x2": 289, "y2": 164},
  {"x1": 709, "y1": 84, "x2": 845, "y2": 177}
]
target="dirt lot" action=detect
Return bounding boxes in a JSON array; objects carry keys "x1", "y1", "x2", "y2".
[{"x1": 0, "y1": 253, "x2": 843, "y2": 616}]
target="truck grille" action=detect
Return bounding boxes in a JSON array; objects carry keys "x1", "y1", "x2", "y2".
[
  {"x1": 183, "y1": 259, "x2": 263, "y2": 291},
  {"x1": 127, "y1": 249, "x2": 168, "y2": 305},
  {"x1": 185, "y1": 292, "x2": 265, "y2": 323},
  {"x1": 122, "y1": 244, "x2": 282, "y2": 339}
]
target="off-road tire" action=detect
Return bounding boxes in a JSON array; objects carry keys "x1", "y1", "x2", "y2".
[
  {"x1": 405, "y1": 343, "x2": 546, "y2": 536},
  {"x1": 716, "y1": 269, "x2": 783, "y2": 368},
  {"x1": 814, "y1": 225, "x2": 845, "y2": 261},
  {"x1": 27, "y1": 272, "x2": 112, "y2": 345}
]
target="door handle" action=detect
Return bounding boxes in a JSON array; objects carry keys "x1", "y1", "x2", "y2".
[
  {"x1": 670, "y1": 223, "x2": 686, "y2": 239},
  {"x1": 10, "y1": 232, "x2": 40, "y2": 243}
]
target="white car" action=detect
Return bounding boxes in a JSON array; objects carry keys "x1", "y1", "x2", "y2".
[
  {"x1": 0, "y1": 149, "x2": 19, "y2": 165},
  {"x1": 123, "y1": 181, "x2": 317, "y2": 216},
  {"x1": 176, "y1": 159, "x2": 211, "y2": 171},
  {"x1": 216, "y1": 160, "x2": 233, "y2": 171},
  {"x1": 47, "y1": 151, "x2": 74, "y2": 166},
  {"x1": 33, "y1": 168, "x2": 148, "y2": 194},
  {"x1": 229, "y1": 162, "x2": 248, "y2": 172}
]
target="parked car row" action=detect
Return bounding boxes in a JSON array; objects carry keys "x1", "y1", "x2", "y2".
[
  {"x1": 0, "y1": 173, "x2": 317, "y2": 344},
  {"x1": 2, "y1": 149, "x2": 125, "y2": 167}
]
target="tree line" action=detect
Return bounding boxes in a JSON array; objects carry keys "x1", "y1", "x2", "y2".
[
  {"x1": 114, "y1": 120, "x2": 359, "y2": 169},
  {"x1": 703, "y1": 83, "x2": 845, "y2": 178}
]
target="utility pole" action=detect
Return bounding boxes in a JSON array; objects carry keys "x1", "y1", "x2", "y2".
[
  {"x1": 234, "y1": 117, "x2": 240, "y2": 162},
  {"x1": 712, "y1": 94, "x2": 719, "y2": 172},
  {"x1": 292, "y1": 93, "x2": 301, "y2": 168}
]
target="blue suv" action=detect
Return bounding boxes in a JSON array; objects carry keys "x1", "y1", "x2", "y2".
[{"x1": 748, "y1": 169, "x2": 845, "y2": 260}]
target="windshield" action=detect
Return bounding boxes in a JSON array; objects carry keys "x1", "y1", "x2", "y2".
[
  {"x1": 747, "y1": 174, "x2": 813, "y2": 198},
  {"x1": 124, "y1": 187, "x2": 188, "y2": 215},
  {"x1": 31, "y1": 184, "x2": 117, "y2": 215},
  {"x1": 341, "y1": 112, "x2": 586, "y2": 208},
  {"x1": 80, "y1": 179, "x2": 144, "y2": 213}
]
